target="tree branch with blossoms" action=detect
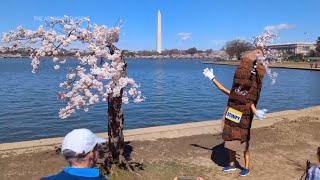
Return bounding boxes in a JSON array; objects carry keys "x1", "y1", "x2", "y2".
[
  {"x1": 2, "y1": 16, "x2": 145, "y2": 119},
  {"x1": 252, "y1": 29, "x2": 279, "y2": 84}
]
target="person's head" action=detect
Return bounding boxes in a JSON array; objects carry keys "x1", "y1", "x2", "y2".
[{"x1": 61, "y1": 128, "x2": 106, "y2": 168}]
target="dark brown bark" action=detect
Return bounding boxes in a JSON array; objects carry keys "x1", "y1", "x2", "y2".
[
  {"x1": 106, "y1": 45, "x2": 132, "y2": 170},
  {"x1": 107, "y1": 90, "x2": 129, "y2": 169}
]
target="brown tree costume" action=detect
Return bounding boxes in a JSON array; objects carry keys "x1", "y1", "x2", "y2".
[{"x1": 222, "y1": 54, "x2": 266, "y2": 150}]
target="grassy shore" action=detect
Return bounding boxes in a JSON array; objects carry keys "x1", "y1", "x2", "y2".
[
  {"x1": 204, "y1": 61, "x2": 320, "y2": 71},
  {"x1": 1, "y1": 106, "x2": 320, "y2": 180}
]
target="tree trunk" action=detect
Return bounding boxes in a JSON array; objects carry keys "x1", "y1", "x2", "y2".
[
  {"x1": 107, "y1": 90, "x2": 129, "y2": 169},
  {"x1": 106, "y1": 45, "x2": 131, "y2": 170}
]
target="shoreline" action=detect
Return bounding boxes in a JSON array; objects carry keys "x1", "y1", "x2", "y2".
[
  {"x1": 1, "y1": 105, "x2": 319, "y2": 152},
  {"x1": 1, "y1": 105, "x2": 320, "y2": 179},
  {"x1": 204, "y1": 60, "x2": 320, "y2": 71},
  {"x1": 2, "y1": 56, "x2": 319, "y2": 71}
]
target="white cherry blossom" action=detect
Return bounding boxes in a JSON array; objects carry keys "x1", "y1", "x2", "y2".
[
  {"x1": 252, "y1": 30, "x2": 279, "y2": 84},
  {"x1": 2, "y1": 17, "x2": 144, "y2": 119}
]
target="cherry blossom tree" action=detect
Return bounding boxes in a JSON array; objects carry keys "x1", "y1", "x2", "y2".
[
  {"x1": 2, "y1": 16, "x2": 144, "y2": 169},
  {"x1": 209, "y1": 50, "x2": 229, "y2": 60}
]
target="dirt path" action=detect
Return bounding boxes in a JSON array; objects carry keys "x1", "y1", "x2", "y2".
[{"x1": 1, "y1": 107, "x2": 320, "y2": 180}]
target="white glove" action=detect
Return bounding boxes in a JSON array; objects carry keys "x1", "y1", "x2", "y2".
[
  {"x1": 255, "y1": 109, "x2": 268, "y2": 120},
  {"x1": 203, "y1": 68, "x2": 215, "y2": 80}
]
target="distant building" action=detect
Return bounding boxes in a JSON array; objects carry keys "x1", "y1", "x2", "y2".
[
  {"x1": 267, "y1": 42, "x2": 316, "y2": 56},
  {"x1": 17, "y1": 46, "x2": 34, "y2": 53}
]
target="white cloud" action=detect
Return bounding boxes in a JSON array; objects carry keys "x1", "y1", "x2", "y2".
[
  {"x1": 177, "y1": 32, "x2": 192, "y2": 41},
  {"x1": 264, "y1": 23, "x2": 294, "y2": 31}
]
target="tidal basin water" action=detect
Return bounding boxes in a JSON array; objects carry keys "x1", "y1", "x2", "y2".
[{"x1": 0, "y1": 58, "x2": 319, "y2": 143}]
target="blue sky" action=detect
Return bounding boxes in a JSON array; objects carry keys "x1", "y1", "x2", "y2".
[{"x1": 0, "y1": 0, "x2": 319, "y2": 50}]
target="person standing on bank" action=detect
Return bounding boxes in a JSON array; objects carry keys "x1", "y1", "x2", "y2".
[
  {"x1": 41, "y1": 128, "x2": 108, "y2": 180},
  {"x1": 203, "y1": 47, "x2": 267, "y2": 177}
]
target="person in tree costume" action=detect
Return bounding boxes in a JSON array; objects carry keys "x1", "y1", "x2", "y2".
[{"x1": 203, "y1": 47, "x2": 267, "y2": 177}]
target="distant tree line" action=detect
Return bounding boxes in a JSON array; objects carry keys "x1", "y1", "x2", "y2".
[
  {"x1": 123, "y1": 39, "x2": 255, "y2": 60},
  {"x1": 1, "y1": 39, "x2": 255, "y2": 61},
  {"x1": 0, "y1": 47, "x2": 94, "y2": 57},
  {"x1": 3, "y1": 36, "x2": 319, "y2": 60},
  {"x1": 308, "y1": 37, "x2": 320, "y2": 57},
  {"x1": 122, "y1": 47, "x2": 217, "y2": 57},
  {"x1": 316, "y1": 37, "x2": 320, "y2": 55}
]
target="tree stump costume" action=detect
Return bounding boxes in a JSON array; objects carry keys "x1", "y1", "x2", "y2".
[{"x1": 222, "y1": 52, "x2": 266, "y2": 151}]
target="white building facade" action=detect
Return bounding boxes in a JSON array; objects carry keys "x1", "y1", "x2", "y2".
[{"x1": 267, "y1": 42, "x2": 316, "y2": 56}]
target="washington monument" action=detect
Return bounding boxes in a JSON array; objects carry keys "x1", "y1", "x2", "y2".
[{"x1": 157, "y1": 10, "x2": 162, "y2": 53}]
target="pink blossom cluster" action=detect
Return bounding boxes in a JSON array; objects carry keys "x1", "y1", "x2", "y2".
[
  {"x1": 252, "y1": 30, "x2": 279, "y2": 84},
  {"x1": 2, "y1": 16, "x2": 144, "y2": 119},
  {"x1": 210, "y1": 50, "x2": 229, "y2": 60},
  {"x1": 252, "y1": 29, "x2": 277, "y2": 47},
  {"x1": 256, "y1": 54, "x2": 278, "y2": 84}
]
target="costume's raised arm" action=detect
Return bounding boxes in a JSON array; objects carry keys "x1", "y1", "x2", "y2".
[
  {"x1": 203, "y1": 68, "x2": 230, "y2": 96},
  {"x1": 212, "y1": 78, "x2": 230, "y2": 95}
]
